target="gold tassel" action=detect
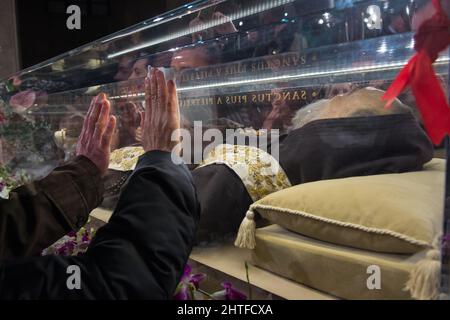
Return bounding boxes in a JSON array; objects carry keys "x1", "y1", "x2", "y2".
[
  {"x1": 234, "y1": 209, "x2": 256, "y2": 249},
  {"x1": 405, "y1": 237, "x2": 441, "y2": 300}
]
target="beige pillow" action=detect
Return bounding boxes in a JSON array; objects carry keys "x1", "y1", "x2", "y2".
[{"x1": 252, "y1": 159, "x2": 445, "y2": 254}]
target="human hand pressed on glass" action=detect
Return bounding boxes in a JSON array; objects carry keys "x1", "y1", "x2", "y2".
[
  {"x1": 76, "y1": 93, "x2": 117, "y2": 176},
  {"x1": 141, "y1": 67, "x2": 181, "y2": 155}
]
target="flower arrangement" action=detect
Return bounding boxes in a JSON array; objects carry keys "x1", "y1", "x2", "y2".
[
  {"x1": 0, "y1": 166, "x2": 30, "y2": 199},
  {"x1": 41, "y1": 221, "x2": 96, "y2": 256},
  {"x1": 173, "y1": 263, "x2": 249, "y2": 300}
]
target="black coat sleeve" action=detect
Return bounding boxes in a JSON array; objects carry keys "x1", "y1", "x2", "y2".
[
  {"x1": 0, "y1": 151, "x2": 200, "y2": 299},
  {"x1": 0, "y1": 156, "x2": 103, "y2": 259}
]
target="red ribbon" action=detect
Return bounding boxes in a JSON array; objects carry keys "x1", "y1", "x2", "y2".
[{"x1": 382, "y1": 0, "x2": 450, "y2": 145}]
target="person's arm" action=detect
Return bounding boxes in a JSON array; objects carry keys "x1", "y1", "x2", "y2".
[
  {"x1": 0, "y1": 93, "x2": 115, "y2": 259},
  {"x1": 0, "y1": 68, "x2": 199, "y2": 299},
  {"x1": 0, "y1": 156, "x2": 103, "y2": 258},
  {"x1": 0, "y1": 151, "x2": 199, "y2": 299}
]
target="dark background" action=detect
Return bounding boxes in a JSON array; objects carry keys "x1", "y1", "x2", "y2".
[{"x1": 16, "y1": 0, "x2": 189, "y2": 68}]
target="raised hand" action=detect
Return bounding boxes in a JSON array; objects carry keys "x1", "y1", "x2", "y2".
[
  {"x1": 76, "y1": 93, "x2": 117, "y2": 176},
  {"x1": 141, "y1": 67, "x2": 181, "y2": 155}
]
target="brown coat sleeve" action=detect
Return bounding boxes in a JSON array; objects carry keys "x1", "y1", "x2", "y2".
[{"x1": 0, "y1": 156, "x2": 104, "y2": 259}]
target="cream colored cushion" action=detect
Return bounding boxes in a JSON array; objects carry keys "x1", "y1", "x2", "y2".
[{"x1": 252, "y1": 159, "x2": 445, "y2": 254}]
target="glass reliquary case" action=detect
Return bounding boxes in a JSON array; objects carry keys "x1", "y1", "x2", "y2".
[{"x1": 1, "y1": 0, "x2": 449, "y2": 300}]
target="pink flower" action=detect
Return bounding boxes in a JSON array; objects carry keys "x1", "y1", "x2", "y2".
[
  {"x1": 11, "y1": 76, "x2": 22, "y2": 87},
  {"x1": 9, "y1": 90, "x2": 36, "y2": 111}
]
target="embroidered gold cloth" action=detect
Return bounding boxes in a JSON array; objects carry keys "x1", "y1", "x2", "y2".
[
  {"x1": 199, "y1": 144, "x2": 291, "y2": 202},
  {"x1": 109, "y1": 146, "x2": 145, "y2": 171},
  {"x1": 108, "y1": 144, "x2": 292, "y2": 201}
]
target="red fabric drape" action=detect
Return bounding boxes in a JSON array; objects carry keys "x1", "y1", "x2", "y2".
[{"x1": 382, "y1": 0, "x2": 450, "y2": 145}]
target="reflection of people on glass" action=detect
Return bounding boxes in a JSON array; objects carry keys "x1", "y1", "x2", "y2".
[
  {"x1": 385, "y1": 0, "x2": 450, "y2": 34},
  {"x1": 261, "y1": 88, "x2": 294, "y2": 131},
  {"x1": 189, "y1": 4, "x2": 237, "y2": 43},
  {"x1": 170, "y1": 45, "x2": 216, "y2": 71},
  {"x1": 113, "y1": 57, "x2": 150, "y2": 148},
  {"x1": 249, "y1": 5, "x2": 306, "y2": 58},
  {"x1": 113, "y1": 54, "x2": 136, "y2": 82},
  {"x1": 383, "y1": 5, "x2": 411, "y2": 35},
  {"x1": 116, "y1": 102, "x2": 142, "y2": 147},
  {"x1": 56, "y1": 114, "x2": 84, "y2": 161},
  {"x1": 170, "y1": 44, "x2": 221, "y2": 125},
  {"x1": 410, "y1": 0, "x2": 448, "y2": 31},
  {"x1": 128, "y1": 58, "x2": 150, "y2": 80}
]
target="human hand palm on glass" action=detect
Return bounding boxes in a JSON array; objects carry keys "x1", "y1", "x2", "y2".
[
  {"x1": 141, "y1": 67, "x2": 181, "y2": 155},
  {"x1": 76, "y1": 93, "x2": 117, "y2": 176}
]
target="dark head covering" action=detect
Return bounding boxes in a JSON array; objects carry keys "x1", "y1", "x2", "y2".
[{"x1": 279, "y1": 113, "x2": 433, "y2": 185}]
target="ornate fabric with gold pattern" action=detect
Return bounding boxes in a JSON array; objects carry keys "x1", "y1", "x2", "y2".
[
  {"x1": 109, "y1": 146, "x2": 145, "y2": 172},
  {"x1": 199, "y1": 144, "x2": 291, "y2": 202}
]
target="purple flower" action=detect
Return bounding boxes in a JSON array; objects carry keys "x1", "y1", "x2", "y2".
[
  {"x1": 443, "y1": 234, "x2": 450, "y2": 242},
  {"x1": 182, "y1": 264, "x2": 206, "y2": 289},
  {"x1": 173, "y1": 285, "x2": 192, "y2": 300},
  {"x1": 81, "y1": 231, "x2": 90, "y2": 242},
  {"x1": 67, "y1": 231, "x2": 77, "y2": 238},
  {"x1": 56, "y1": 240, "x2": 76, "y2": 256},
  {"x1": 212, "y1": 282, "x2": 247, "y2": 300},
  {"x1": 442, "y1": 234, "x2": 450, "y2": 249},
  {"x1": 173, "y1": 264, "x2": 206, "y2": 300}
]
